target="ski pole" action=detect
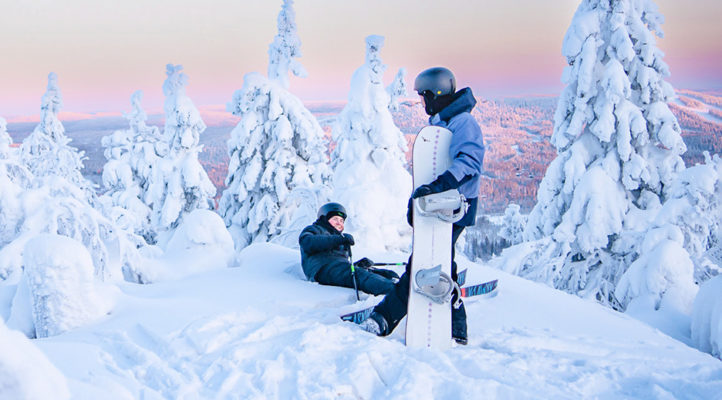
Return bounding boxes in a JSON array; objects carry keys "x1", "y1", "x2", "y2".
[
  {"x1": 350, "y1": 263, "x2": 360, "y2": 301},
  {"x1": 348, "y1": 245, "x2": 360, "y2": 301},
  {"x1": 372, "y1": 262, "x2": 407, "y2": 267}
]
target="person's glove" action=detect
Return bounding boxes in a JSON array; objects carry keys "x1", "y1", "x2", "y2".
[
  {"x1": 411, "y1": 171, "x2": 459, "y2": 199},
  {"x1": 353, "y1": 257, "x2": 374, "y2": 269},
  {"x1": 342, "y1": 233, "x2": 355, "y2": 246}
]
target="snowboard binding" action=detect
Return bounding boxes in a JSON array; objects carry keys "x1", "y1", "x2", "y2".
[
  {"x1": 414, "y1": 189, "x2": 468, "y2": 223},
  {"x1": 413, "y1": 264, "x2": 460, "y2": 305}
]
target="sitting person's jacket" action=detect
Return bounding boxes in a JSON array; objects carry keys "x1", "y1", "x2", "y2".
[{"x1": 298, "y1": 217, "x2": 351, "y2": 281}]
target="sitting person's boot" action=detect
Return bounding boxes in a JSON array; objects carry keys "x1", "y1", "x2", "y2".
[
  {"x1": 452, "y1": 298, "x2": 468, "y2": 345},
  {"x1": 358, "y1": 312, "x2": 388, "y2": 336}
]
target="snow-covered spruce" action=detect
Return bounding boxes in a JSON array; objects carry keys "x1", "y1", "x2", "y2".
[
  {"x1": 150, "y1": 65, "x2": 215, "y2": 236},
  {"x1": 267, "y1": 0, "x2": 307, "y2": 90},
  {"x1": 330, "y1": 35, "x2": 411, "y2": 251},
  {"x1": 0, "y1": 118, "x2": 34, "y2": 256},
  {"x1": 100, "y1": 90, "x2": 159, "y2": 244},
  {"x1": 0, "y1": 174, "x2": 145, "y2": 285},
  {"x1": 0, "y1": 317, "x2": 70, "y2": 399},
  {"x1": 386, "y1": 67, "x2": 408, "y2": 112},
  {"x1": 0, "y1": 116, "x2": 11, "y2": 157},
  {"x1": 20, "y1": 72, "x2": 95, "y2": 203},
  {"x1": 498, "y1": 203, "x2": 526, "y2": 246},
  {"x1": 219, "y1": 73, "x2": 331, "y2": 250},
  {"x1": 220, "y1": 1, "x2": 330, "y2": 251},
  {"x1": 519, "y1": 0, "x2": 690, "y2": 310},
  {"x1": 1, "y1": 74, "x2": 143, "y2": 284},
  {"x1": 654, "y1": 152, "x2": 721, "y2": 282}
]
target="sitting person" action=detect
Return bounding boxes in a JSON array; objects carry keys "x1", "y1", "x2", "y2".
[{"x1": 299, "y1": 202, "x2": 399, "y2": 296}]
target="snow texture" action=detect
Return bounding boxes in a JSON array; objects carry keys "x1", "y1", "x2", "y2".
[
  {"x1": 267, "y1": 0, "x2": 307, "y2": 90},
  {"x1": 0, "y1": 318, "x2": 70, "y2": 399},
  {"x1": 692, "y1": 274, "x2": 722, "y2": 358},
  {"x1": 330, "y1": 35, "x2": 412, "y2": 252},
  {"x1": 519, "y1": 0, "x2": 692, "y2": 312},
  {"x1": 0, "y1": 244, "x2": 718, "y2": 398},
  {"x1": 133, "y1": 209, "x2": 235, "y2": 283},
  {"x1": 219, "y1": 72, "x2": 330, "y2": 250}
]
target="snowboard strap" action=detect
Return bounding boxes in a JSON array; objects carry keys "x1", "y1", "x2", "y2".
[{"x1": 414, "y1": 189, "x2": 468, "y2": 223}]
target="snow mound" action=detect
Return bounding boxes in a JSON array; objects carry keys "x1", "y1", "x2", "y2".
[
  {"x1": 21, "y1": 234, "x2": 115, "y2": 338},
  {"x1": 0, "y1": 318, "x2": 69, "y2": 399},
  {"x1": 692, "y1": 275, "x2": 722, "y2": 358},
  {"x1": 140, "y1": 210, "x2": 235, "y2": 282}
]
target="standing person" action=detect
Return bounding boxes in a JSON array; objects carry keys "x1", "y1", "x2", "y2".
[
  {"x1": 299, "y1": 202, "x2": 399, "y2": 296},
  {"x1": 359, "y1": 67, "x2": 485, "y2": 345}
]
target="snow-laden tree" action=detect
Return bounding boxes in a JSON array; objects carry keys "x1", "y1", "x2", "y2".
[
  {"x1": 499, "y1": 204, "x2": 527, "y2": 246},
  {"x1": 20, "y1": 72, "x2": 94, "y2": 202},
  {"x1": 219, "y1": 72, "x2": 331, "y2": 249},
  {"x1": 1, "y1": 75, "x2": 143, "y2": 284},
  {"x1": 0, "y1": 117, "x2": 34, "y2": 251},
  {"x1": 386, "y1": 68, "x2": 408, "y2": 112},
  {"x1": 100, "y1": 91, "x2": 157, "y2": 243},
  {"x1": 267, "y1": 0, "x2": 307, "y2": 90},
  {"x1": 650, "y1": 152, "x2": 722, "y2": 282},
  {"x1": 330, "y1": 35, "x2": 411, "y2": 251},
  {"x1": 0, "y1": 116, "x2": 11, "y2": 157},
  {"x1": 220, "y1": 2, "x2": 330, "y2": 250},
  {"x1": 149, "y1": 65, "x2": 215, "y2": 236},
  {"x1": 518, "y1": 0, "x2": 688, "y2": 309},
  {"x1": 0, "y1": 175, "x2": 144, "y2": 283}
]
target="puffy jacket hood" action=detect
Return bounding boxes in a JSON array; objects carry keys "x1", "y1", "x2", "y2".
[{"x1": 434, "y1": 87, "x2": 477, "y2": 123}]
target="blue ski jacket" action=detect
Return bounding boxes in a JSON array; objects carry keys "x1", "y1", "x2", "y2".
[
  {"x1": 430, "y1": 87, "x2": 485, "y2": 226},
  {"x1": 298, "y1": 218, "x2": 351, "y2": 281}
]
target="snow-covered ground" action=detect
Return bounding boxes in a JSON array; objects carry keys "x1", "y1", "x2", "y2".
[{"x1": 4, "y1": 242, "x2": 720, "y2": 399}]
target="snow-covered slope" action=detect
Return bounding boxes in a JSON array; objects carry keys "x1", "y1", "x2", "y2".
[{"x1": 9, "y1": 243, "x2": 720, "y2": 399}]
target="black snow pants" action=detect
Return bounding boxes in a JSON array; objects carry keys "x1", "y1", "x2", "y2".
[
  {"x1": 315, "y1": 262, "x2": 395, "y2": 296},
  {"x1": 372, "y1": 224, "x2": 467, "y2": 339}
]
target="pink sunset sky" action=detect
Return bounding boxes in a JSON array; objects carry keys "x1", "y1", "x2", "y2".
[{"x1": 1, "y1": 0, "x2": 721, "y2": 120}]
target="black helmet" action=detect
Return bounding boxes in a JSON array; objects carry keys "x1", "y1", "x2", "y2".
[
  {"x1": 318, "y1": 202, "x2": 347, "y2": 220},
  {"x1": 414, "y1": 67, "x2": 456, "y2": 98}
]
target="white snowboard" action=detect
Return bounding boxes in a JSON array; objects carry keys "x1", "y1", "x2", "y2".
[{"x1": 405, "y1": 126, "x2": 454, "y2": 349}]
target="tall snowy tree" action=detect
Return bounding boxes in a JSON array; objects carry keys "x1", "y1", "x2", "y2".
[
  {"x1": 0, "y1": 117, "x2": 11, "y2": 157},
  {"x1": 149, "y1": 65, "x2": 215, "y2": 236},
  {"x1": 99, "y1": 91, "x2": 156, "y2": 243},
  {"x1": 220, "y1": 73, "x2": 330, "y2": 249},
  {"x1": 20, "y1": 73, "x2": 94, "y2": 201},
  {"x1": 499, "y1": 204, "x2": 527, "y2": 246},
  {"x1": 330, "y1": 35, "x2": 411, "y2": 251},
  {"x1": 267, "y1": 0, "x2": 307, "y2": 90},
  {"x1": 386, "y1": 67, "x2": 408, "y2": 112},
  {"x1": 0, "y1": 117, "x2": 34, "y2": 252},
  {"x1": 220, "y1": 1, "x2": 330, "y2": 250},
  {"x1": 519, "y1": 0, "x2": 688, "y2": 309}
]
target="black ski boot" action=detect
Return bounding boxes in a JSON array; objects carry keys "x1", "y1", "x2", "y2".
[{"x1": 452, "y1": 297, "x2": 468, "y2": 345}]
